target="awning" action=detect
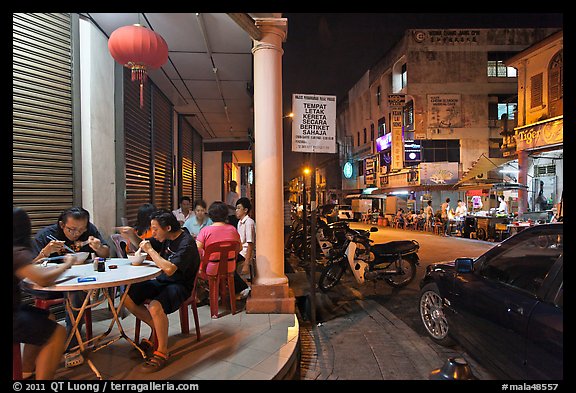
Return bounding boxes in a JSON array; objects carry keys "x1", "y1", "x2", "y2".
[{"x1": 455, "y1": 153, "x2": 510, "y2": 186}]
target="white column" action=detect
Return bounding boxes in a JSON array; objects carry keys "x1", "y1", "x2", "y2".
[{"x1": 247, "y1": 17, "x2": 294, "y2": 314}]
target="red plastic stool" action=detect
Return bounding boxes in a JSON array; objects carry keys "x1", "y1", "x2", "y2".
[
  {"x1": 34, "y1": 297, "x2": 93, "y2": 340},
  {"x1": 13, "y1": 342, "x2": 23, "y2": 380}
]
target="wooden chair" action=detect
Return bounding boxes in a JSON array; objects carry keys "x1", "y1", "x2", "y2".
[
  {"x1": 199, "y1": 240, "x2": 241, "y2": 319},
  {"x1": 134, "y1": 272, "x2": 202, "y2": 344}
]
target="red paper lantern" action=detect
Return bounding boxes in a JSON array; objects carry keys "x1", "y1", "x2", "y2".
[{"x1": 108, "y1": 24, "x2": 169, "y2": 108}]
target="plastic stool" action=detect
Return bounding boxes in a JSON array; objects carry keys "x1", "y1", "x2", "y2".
[
  {"x1": 34, "y1": 297, "x2": 93, "y2": 341},
  {"x1": 13, "y1": 342, "x2": 22, "y2": 380}
]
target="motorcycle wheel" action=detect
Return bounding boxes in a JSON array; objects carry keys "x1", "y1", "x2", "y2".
[
  {"x1": 318, "y1": 262, "x2": 346, "y2": 292},
  {"x1": 384, "y1": 257, "x2": 417, "y2": 288}
]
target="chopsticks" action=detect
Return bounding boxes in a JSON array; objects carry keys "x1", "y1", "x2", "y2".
[{"x1": 47, "y1": 234, "x2": 76, "y2": 253}]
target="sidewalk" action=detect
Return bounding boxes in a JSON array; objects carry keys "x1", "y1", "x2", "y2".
[{"x1": 297, "y1": 296, "x2": 496, "y2": 380}]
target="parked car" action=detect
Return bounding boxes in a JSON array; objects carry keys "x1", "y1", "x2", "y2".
[
  {"x1": 336, "y1": 205, "x2": 354, "y2": 221},
  {"x1": 419, "y1": 223, "x2": 563, "y2": 380}
]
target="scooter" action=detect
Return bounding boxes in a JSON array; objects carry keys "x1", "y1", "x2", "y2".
[{"x1": 318, "y1": 227, "x2": 420, "y2": 292}]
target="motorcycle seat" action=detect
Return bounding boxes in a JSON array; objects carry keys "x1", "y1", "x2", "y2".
[{"x1": 371, "y1": 240, "x2": 419, "y2": 257}]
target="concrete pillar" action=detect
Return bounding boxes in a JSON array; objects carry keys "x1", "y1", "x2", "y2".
[
  {"x1": 246, "y1": 17, "x2": 295, "y2": 314},
  {"x1": 517, "y1": 150, "x2": 528, "y2": 215}
]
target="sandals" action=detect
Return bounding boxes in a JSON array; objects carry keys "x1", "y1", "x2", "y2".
[
  {"x1": 132, "y1": 338, "x2": 156, "y2": 359},
  {"x1": 137, "y1": 350, "x2": 169, "y2": 373},
  {"x1": 64, "y1": 350, "x2": 84, "y2": 368}
]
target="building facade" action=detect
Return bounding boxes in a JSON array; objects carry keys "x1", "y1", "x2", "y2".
[
  {"x1": 336, "y1": 27, "x2": 561, "y2": 216},
  {"x1": 505, "y1": 30, "x2": 563, "y2": 217}
]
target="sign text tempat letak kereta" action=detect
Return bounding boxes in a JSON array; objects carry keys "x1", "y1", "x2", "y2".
[{"x1": 291, "y1": 94, "x2": 336, "y2": 153}]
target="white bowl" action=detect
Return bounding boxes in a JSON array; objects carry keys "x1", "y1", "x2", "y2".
[
  {"x1": 71, "y1": 252, "x2": 90, "y2": 264},
  {"x1": 128, "y1": 253, "x2": 147, "y2": 265}
]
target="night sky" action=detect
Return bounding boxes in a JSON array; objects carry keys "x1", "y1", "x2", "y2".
[{"x1": 281, "y1": 13, "x2": 564, "y2": 181}]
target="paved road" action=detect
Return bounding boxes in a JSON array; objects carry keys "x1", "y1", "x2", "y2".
[{"x1": 290, "y1": 222, "x2": 499, "y2": 380}]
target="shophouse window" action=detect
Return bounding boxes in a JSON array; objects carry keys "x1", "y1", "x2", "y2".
[
  {"x1": 488, "y1": 95, "x2": 517, "y2": 124},
  {"x1": 488, "y1": 52, "x2": 517, "y2": 77},
  {"x1": 358, "y1": 161, "x2": 364, "y2": 176},
  {"x1": 401, "y1": 63, "x2": 407, "y2": 89},
  {"x1": 531, "y1": 73, "x2": 543, "y2": 108},
  {"x1": 377, "y1": 117, "x2": 386, "y2": 137},
  {"x1": 421, "y1": 140, "x2": 460, "y2": 162},
  {"x1": 548, "y1": 50, "x2": 563, "y2": 117},
  {"x1": 370, "y1": 124, "x2": 375, "y2": 141},
  {"x1": 363, "y1": 128, "x2": 367, "y2": 144},
  {"x1": 403, "y1": 100, "x2": 414, "y2": 131},
  {"x1": 357, "y1": 131, "x2": 360, "y2": 147}
]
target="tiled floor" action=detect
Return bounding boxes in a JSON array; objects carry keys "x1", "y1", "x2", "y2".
[{"x1": 53, "y1": 301, "x2": 299, "y2": 380}]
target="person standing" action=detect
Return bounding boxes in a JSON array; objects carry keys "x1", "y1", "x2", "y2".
[
  {"x1": 124, "y1": 209, "x2": 200, "y2": 373},
  {"x1": 13, "y1": 207, "x2": 79, "y2": 379},
  {"x1": 172, "y1": 196, "x2": 193, "y2": 226},
  {"x1": 183, "y1": 199, "x2": 213, "y2": 239},
  {"x1": 28, "y1": 206, "x2": 110, "y2": 365},
  {"x1": 424, "y1": 200, "x2": 434, "y2": 231},
  {"x1": 454, "y1": 199, "x2": 468, "y2": 235},
  {"x1": 441, "y1": 197, "x2": 452, "y2": 236},
  {"x1": 498, "y1": 195, "x2": 509, "y2": 215},
  {"x1": 235, "y1": 197, "x2": 255, "y2": 299},
  {"x1": 226, "y1": 180, "x2": 240, "y2": 227}
]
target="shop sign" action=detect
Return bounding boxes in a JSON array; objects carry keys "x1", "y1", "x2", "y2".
[
  {"x1": 515, "y1": 118, "x2": 563, "y2": 151},
  {"x1": 420, "y1": 162, "x2": 458, "y2": 185}
]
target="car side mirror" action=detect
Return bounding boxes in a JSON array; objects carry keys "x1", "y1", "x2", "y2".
[
  {"x1": 455, "y1": 258, "x2": 474, "y2": 273},
  {"x1": 370, "y1": 227, "x2": 379, "y2": 232}
]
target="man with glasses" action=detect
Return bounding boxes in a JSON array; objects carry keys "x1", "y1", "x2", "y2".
[{"x1": 27, "y1": 207, "x2": 110, "y2": 367}]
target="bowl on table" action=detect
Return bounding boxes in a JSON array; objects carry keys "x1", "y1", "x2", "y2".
[
  {"x1": 128, "y1": 253, "x2": 148, "y2": 266},
  {"x1": 70, "y1": 252, "x2": 90, "y2": 264}
]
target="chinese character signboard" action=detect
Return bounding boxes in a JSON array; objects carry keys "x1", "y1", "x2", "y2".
[
  {"x1": 388, "y1": 94, "x2": 405, "y2": 170},
  {"x1": 291, "y1": 94, "x2": 337, "y2": 153}
]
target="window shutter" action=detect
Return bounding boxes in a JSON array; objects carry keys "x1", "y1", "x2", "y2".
[{"x1": 530, "y1": 73, "x2": 543, "y2": 108}]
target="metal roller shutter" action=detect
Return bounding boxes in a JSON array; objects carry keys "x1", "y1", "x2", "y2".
[
  {"x1": 13, "y1": 13, "x2": 73, "y2": 234},
  {"x1": 123, "y1": 68, "x2": 152, "y2": 224},
  {"x1": 192, "y1": 129, "x2": 203, "y2": 202},
  {"x1": 152, "y1": 88, "x2": 173, "y2": 211},
  {"x1": 180, "y1": 117, "x2": 194, "y2": 201}
]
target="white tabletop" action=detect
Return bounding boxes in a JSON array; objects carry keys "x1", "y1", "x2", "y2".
[{"x1": 24, "y1": 258, "x2": 161, "y2": 291}]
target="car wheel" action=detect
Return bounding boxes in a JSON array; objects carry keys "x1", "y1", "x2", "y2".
[{"x1": 419, "y1": 283, "x2": 456, "y2": 347}]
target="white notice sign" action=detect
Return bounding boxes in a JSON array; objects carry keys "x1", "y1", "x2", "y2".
[{"x1": 291, "y1": 94, "x2": 336, "y2": 153}]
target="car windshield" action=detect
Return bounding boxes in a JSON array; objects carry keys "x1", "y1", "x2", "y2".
[{"x1": 339, "y1": 205, "x2": 352, "y2": 210}]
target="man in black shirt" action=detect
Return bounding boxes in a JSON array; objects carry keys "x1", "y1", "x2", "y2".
[
  {"x1": 28, "y1": 207, "x2": 110, "y2": 364},
  {"x1": 124, "y1": 209, "x2": 200, "y2": 373}
]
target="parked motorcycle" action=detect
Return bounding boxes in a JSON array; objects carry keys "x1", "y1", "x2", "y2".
[{"x1": 318, "y1": 226, "x2": 420, "y2": 292}]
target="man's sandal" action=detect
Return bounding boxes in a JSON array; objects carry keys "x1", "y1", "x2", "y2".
[
  {"x1": 64, "y1": 350, "x2": 84, "y2": 368},
  {"x1": 137, "y1": 351, "x2": 169, "y2": 373}
]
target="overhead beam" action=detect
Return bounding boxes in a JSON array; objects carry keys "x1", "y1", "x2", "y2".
[{"x1": 227, "y1": 13, "x2": 262, "y2": 41}]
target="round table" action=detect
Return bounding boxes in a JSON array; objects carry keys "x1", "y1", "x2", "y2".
[{"x1": 24, "y1": 258, "x2": 161, "y2": 379}]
